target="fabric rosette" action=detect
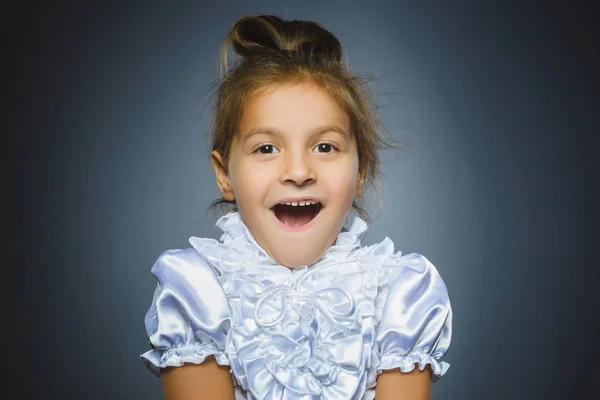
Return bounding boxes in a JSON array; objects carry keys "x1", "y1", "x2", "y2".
[{"x1": 225, "y1": 279, "x2": 374, "y2": 399}]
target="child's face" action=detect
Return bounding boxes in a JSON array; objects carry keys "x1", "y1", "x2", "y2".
[{"x1": 212, "y1": 82, "x2": 365, "y2": 269}]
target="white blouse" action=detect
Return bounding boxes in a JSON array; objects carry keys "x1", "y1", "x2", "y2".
[{"x1": 141, "y1": 211, "x2": 452, "y2": 399}]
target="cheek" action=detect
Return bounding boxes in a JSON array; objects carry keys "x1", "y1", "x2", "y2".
[
  {"x1": 323, "y1": 164, "x2": 359, "y2": 204},
  {"x1": 230, "y1": 159, "x2": 272, "y2": 201}
]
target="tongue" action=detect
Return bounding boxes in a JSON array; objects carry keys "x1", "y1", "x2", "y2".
[{"x1": 276, "y1": 205, "x2": 315, "y2": 227}]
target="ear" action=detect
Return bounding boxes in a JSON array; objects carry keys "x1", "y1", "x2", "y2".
[
  {"x1": 355, "y1": 166, "x2": 367, "y2": 196},
  {"x1": 211, "y1": 150, "x2": 235, "y2": 201}
]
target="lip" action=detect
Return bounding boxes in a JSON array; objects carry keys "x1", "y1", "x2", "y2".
[{"x1": 269, "y1": 202, "x2": 324, "y2": 232}]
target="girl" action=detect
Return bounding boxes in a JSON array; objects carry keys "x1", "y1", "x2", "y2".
[{"x1": 141, "y1": 14, "x2": 452, "y2": 400}]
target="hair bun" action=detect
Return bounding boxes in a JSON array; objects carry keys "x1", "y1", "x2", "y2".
[
  {"x1": 229, "y1": 15, "x2": 285, "y2": 57},
  {"x1": 228, "y1": 15, "x2": 343, "y2": 63}
]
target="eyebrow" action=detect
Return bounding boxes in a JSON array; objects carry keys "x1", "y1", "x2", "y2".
[{"x1": 241, "y1": 125, "x2": 349, "y2": 142}]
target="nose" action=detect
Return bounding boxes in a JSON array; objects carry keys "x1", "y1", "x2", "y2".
[{"x1": 279, "y1": 151, "x2": 316, "y2": 186}]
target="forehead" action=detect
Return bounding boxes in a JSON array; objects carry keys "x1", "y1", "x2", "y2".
[{"x1": 238, "y1": 82, "x2": 350, "y2": 136}]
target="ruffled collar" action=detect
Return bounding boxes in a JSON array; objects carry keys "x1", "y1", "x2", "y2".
[{"x1": 209, "y1": 211, "x2": 368, "y2": 266}]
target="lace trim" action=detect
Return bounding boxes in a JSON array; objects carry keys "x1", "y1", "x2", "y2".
[
  {"x1": 140, "y1": 342, "x2": 230, "y2": 376},
  {"x1": 378, "y1": 350, "x2": 450, "y2": 382}
]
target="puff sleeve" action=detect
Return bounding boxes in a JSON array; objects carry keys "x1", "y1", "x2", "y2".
[
  {"x1": 140, "y1": 248, "x2": 232, "y2": 376},
  {"x1": 375, "y1": 253, "x2": 452, "y2": 382}
]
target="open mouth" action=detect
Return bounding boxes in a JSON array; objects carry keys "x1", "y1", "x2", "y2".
[{"x1": 271, "y1": 201, "x2": 323, "y2": 228}]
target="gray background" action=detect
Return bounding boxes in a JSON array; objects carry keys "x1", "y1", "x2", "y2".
[{"x1": 8, "y1": 0, "x2": 599, "y2": 399}]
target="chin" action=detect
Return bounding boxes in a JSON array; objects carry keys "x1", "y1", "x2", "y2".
[
  {"x1": 277, "y1": 256, "x2": 319, "y2": 269},
  {"x1": 270, "y1": 244, "x2": 324, "y2": 269}
]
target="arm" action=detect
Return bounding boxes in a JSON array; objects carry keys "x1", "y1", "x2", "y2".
[
  {"x1": 160, "y1": 356, "x2": 235, "y2": 400},
  {"x1": 375, "y1": 365, "x2": 432, "y2": 400}
]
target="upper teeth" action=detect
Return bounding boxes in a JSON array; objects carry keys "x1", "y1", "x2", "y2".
[{"x1": 281, "y1": 201, "x2": 318, "y2": 206}]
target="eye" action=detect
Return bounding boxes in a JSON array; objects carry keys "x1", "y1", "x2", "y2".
[
  {"x1": 255, "y1": 144, "x2": 280, "y2": 154},
  {"x1": 313, "y1": 143, "x2": 337, "y2": 153}
]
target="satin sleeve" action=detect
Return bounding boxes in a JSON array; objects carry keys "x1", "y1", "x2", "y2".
[
  {"x1": 375, "y1": 253, "x2": 452, "y2": 382},
  {"x1": 140, "y1": 248, "x2": 232, "y2": 376}
]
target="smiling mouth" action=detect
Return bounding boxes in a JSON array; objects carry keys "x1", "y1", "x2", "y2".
[{"x1": 271, "y1": 201, "x2": 323, "y2": 227}]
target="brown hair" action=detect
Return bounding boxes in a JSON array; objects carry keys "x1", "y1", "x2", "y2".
[{"x1": 207, "y1": 15, "x2": 397, "y2": 223}]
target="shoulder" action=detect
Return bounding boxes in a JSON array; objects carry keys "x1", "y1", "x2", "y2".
[
  {"x1": 145, "y1": 246, "x2": 230, "y2": 335},
  {"x1": 377, "y1": 251, "x2": 451, "y2": 321},
  {"x1": 387, "y1": 252, "x2": 449, "y2": 295},
  {"x1": 150, "y1": 247, "x2": 223, "y2": 289},
  {"x1": 351, "y1": 237, "x2": 450, "y2": 298}
]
